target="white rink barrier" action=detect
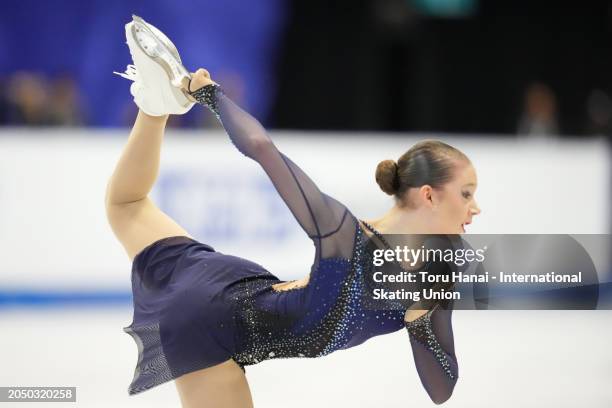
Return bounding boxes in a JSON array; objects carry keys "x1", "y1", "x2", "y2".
[{"x1": 0, "y1": 129, "x2": 609, "y2": 294}]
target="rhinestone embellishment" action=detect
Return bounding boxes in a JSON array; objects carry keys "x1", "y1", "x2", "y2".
[
  {"x1": 404, "y1": 305, "x2": 457, "y2": 380},
  {"x1": 189, "y1": 83, "x2": 223, "y2": 118}
]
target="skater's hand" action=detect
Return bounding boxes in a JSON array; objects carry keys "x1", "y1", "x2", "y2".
[
  {"x1": 404, "y1": 307, "x2": 429, "y2": 323},
  {"x1": 186, "y1": 68, "x2": 215, "y2": 93}
]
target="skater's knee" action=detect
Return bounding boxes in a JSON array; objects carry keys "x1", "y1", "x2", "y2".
[
  {"x1": 104, "y1": 198, "x2": 141, "y2": 238},
  {"x1": 104, "y1": 177, "x2": 145, "y2": 208}
]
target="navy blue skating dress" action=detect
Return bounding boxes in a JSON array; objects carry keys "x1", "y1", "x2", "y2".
[{"x1": 122, "y1": 85, "x2": 459, "y2": 402}]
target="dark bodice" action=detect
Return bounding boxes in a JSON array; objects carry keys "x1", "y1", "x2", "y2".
[{"x1": 229, "y1": 221, "x2": 406, "y2": 368}]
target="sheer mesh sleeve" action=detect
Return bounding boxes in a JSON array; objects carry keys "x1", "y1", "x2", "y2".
[
  {"x1": 190, "y1": 84, "x2": 356, "y2": 261},
  {"x1": 405, "y1": 299, "x2": 458, "y2": 404}
]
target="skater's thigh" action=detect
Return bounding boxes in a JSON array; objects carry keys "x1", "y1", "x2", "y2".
[
  {"x1": 175, "y1": 359, "x2": 254, "y2": 408},
  {"x1": 106, "y1": 197, "x2": 192, "y2": 261}
]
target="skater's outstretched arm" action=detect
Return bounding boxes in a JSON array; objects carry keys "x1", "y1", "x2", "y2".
[
  {"x1": 405, "y1": 299, "x2": 459, "y2": 404},
  {"x1": 187, "y1": 69, "x2": 354, "y2": 259}
]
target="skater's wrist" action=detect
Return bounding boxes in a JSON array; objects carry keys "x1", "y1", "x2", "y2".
[
  {"x1": 189, "y1": 83, "x2": 224, "y2": 116},
  {"x1": 404, "y1": 303, "x2": 439, "y2": 325},
  {"x1": 404, "y1": 308, "x2": 429, "y2": 323}
]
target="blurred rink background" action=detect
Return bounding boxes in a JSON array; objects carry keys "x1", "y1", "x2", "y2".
[{"x1": 1, "y1": 1, "x2": 611, "y2": 407}]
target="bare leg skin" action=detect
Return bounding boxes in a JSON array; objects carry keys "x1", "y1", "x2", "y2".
[
  {"x1": 105, "y1": 110, "x2": 192, "y2": 261},
  {"x1": 175, "y1": 359, "x2": 255, "y2": 408}
]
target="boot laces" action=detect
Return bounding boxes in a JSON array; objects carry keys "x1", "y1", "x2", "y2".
[{"x1": 113, "y1": 64, "x2": 140, "y2": 82}]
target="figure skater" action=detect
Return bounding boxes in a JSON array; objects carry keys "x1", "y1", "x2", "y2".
[{"x1": 107, "y1": 15, "x2": 481, "y2": 407}]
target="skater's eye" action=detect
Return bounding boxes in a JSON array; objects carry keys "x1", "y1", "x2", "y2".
[{"x1": 462, "y1": 192, "x2": 471, "y2": 199}]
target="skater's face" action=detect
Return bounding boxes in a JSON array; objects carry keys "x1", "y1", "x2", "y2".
[{"x1": 428, "y1": 161, "x2": 480, "y2": 234}]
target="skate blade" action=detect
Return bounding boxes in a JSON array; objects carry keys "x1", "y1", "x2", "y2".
[{"x1": 130, "y1": 15, "x2": 193, "y2": 102}]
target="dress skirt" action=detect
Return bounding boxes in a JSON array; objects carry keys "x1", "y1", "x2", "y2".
[{"x1": 122, "y1": 235, "x2": 279, "y2": 395}]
